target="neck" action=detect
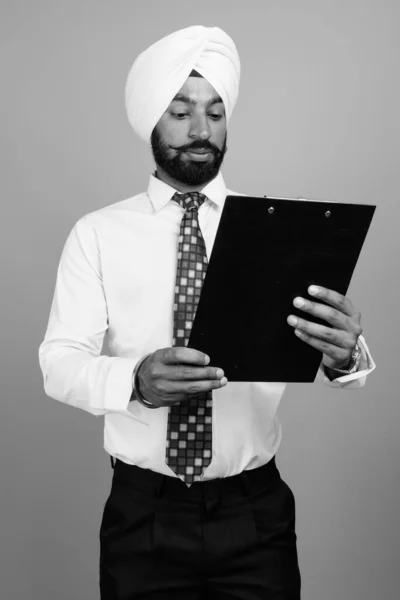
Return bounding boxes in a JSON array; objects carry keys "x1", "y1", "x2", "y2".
[{"x1": 154, "y1": 165, "x2": 217, "y2": 194}]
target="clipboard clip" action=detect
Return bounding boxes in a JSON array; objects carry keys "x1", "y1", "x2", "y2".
[
  {"x1": 263, "y1": 197, "x2": 275, "y2": 215},
  {"x1": 262, "y1": 195, "x2": 332, "y2": 218}
]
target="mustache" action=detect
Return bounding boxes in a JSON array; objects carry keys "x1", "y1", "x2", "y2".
[{"x1": 170, "y1": 140, "x2": 220, "y2": 154}]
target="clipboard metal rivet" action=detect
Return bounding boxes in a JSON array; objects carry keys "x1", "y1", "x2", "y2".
[
  {"x1": 325, "y1": 210, "x2": 331, "y2": 218},
  {"x1": 268, "y1": 206, "x2": 275, "y2": 214}
]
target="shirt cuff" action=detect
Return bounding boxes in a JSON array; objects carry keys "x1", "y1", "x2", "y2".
[
  {"x1": 317, "y1": 334, "x2": 376, "y2": 388},
  {"x1": 104, "y1": 357, "x2": 150, "y2": 425}
]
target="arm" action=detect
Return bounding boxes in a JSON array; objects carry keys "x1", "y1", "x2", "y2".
[{"x1": 38, "y1": 216, "x2": 146, "y2": 421}]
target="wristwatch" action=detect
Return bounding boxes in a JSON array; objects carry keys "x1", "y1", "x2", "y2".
[{"x1": 330, "y1": 340, "x2": 362, "y2": 374}]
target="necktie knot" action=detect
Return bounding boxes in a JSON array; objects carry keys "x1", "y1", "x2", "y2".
[{"x1": 172, "y1": 191, "x2": 207, "y2": 212}]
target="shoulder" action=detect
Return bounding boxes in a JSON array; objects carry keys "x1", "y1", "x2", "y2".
[
  {"x1": 65, "y1": 191, "x2": 151, "y2": 251},
  {"x1": 75, "y1": 191, "x2": 151, "y2": 229},
  {"x1": 84, "y1": 191, "x2": 150, "y2": 221}
]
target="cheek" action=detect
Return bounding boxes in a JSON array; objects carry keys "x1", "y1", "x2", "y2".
[
  {"x1": 211, "y1": 116, "x2": 226, "y2": 140},
  {"x1": 157, "y1": 118, "x2": 188, "y2": 147},
  {"x1": 214, "y1": 125, "x2": 227, "y2": 149}
]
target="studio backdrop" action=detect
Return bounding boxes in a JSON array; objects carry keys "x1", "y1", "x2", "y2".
[{"x1": 1, "y1": 1, "x2": 398, "y2": 599}]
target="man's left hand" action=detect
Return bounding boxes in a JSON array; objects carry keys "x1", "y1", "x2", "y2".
[{"x1": 286, "y1": 285, "x2": 362, "y2": 370}]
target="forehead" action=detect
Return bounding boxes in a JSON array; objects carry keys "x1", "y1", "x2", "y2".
[{"x1": 171, "y1": 76, "x2": 224, "y2": 107}]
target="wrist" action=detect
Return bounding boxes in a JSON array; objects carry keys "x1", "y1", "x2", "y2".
[
  {"x1": 132, "y1": 354, "x2": 158, "y2": 409},
  {"x1": 324, "y1": 340, "x2": 362, "y2": 378}
]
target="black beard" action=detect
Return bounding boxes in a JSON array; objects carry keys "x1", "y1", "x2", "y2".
[{"x1": 150, "y1": 128, "x2": 227, "y2": 186}]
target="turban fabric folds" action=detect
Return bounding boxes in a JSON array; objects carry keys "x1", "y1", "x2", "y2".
[{"x1": 125, "y1": 25, "x2": 241, "y2": 143}]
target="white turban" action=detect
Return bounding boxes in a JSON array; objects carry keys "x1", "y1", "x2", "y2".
[{"x1": 125, "y1": 25, "x2": 241, "y2": 143}]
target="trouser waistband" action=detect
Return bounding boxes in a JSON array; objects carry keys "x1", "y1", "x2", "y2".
[{"x1": 110, "y1": 456, "x2": 280, "y2": 498}]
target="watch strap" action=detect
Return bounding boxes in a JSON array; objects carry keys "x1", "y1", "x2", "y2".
[{"x1": 330, "y1": 340, "x2": 361, "y2": 374}]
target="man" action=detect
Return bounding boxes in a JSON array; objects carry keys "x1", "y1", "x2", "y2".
[{"x1": 39, "y1": 25, "x2": 376, "y2": 600}]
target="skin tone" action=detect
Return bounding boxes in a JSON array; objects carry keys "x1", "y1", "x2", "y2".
[
  {"x1": 153, "y1": 76, "x2": 227, "y2": 193},
  {"x1": 137, "y1": 77, "x2": 363, "y2": 408}
]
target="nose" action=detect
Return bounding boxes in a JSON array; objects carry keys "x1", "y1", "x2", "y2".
[{"x1": 188, "y1": 112, "x2": 211, "y2": 141}]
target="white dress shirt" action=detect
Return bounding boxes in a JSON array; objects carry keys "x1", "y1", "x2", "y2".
[{"x1": 38, "y1": 171, "x2": 376, "y2": 481}]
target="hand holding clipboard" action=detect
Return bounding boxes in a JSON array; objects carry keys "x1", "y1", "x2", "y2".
[
  {"x1": 286, "y1": 283, "x2": 362, "y2": 376},
  {"x1": 188, "y1": 195, "x2": 376, "y2": 382}
]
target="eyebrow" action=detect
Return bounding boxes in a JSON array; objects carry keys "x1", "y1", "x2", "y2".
[{"x1": 171, "y1": 93, "x2": 224, "y2": 108}]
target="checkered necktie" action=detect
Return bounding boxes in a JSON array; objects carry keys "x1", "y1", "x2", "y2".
[{"x1": 166, "y1": 191, "x2": 213, "y2": 487}]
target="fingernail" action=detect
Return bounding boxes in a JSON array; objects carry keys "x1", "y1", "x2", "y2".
[
  {"x1": 220, "y1": 377, "x2": 228, "y2": 386},
  {"x1": 293, "y1": 297, "x2": 304, "y2": 308},
  {"x1": 309, "y1": 286, "x2": 319, "y2": 295},
  {"x1": 287, "y1": 315, "x2": 298, "y2": 326},
  {"x1": 204, "y1": 355, "x2": 210, "y2": 365},
  {"x1": 216, "y1": 369, "x2": 224, "y2": 378}
]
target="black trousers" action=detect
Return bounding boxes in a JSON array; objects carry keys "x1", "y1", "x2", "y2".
[{"x1": 99, "y1": 456, "x2": 301, "y2": 599}]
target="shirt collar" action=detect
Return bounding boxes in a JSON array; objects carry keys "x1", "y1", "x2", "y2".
[{"x1": 147, "y1": 170, "x2": 227, "y2": 212}]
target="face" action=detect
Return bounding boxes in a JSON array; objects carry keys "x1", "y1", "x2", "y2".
[{"x1": 151, "y1": 76, "x2": 227, "y2": 187}]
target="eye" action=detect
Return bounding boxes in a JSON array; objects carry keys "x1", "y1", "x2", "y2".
[
  {"x1": 208, "y1": 113, "x2": 223, "y2": 121},
  {"x1": 172, "y1": 112, "x2": 189, "y2": 119}
]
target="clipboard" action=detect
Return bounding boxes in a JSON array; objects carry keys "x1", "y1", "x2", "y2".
[{"x1": 188, "y1": 195, "x2": 376, "y2": 382}]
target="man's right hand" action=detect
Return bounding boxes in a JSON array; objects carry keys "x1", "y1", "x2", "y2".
[{"x1": 136, "y1": 347, "x2": 228, "y2": 408}]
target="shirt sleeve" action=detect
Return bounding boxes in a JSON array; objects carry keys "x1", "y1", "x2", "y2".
[
  {"x1": 316, "y1": 334, "x2": 376, "y2": 388},
  {"x1": 38, "y1": 215, "x2": 148, "y2": 423}
]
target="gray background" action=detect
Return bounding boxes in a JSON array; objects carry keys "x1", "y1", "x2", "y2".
[{"x1": 1, "y1": 1, "x2": 399, "y2": 598}]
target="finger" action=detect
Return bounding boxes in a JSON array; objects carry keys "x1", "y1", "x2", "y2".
[
  {"x1": 292, "y1": 296, "x2": 347, "y2": 330},
  {"x1": 307, "y1": 285, "x2": 356, "y2": 317},
  {"x1": 163, "y1": 377, "x2": 228, "y2": 395},
  {"x1": 293, "y1": 329, "x2": 350, "y2": 363},
  {"x1": 163, "y1": 347, "x2": 210, "y2": 366},
  {"x1": 169, "y1": 366, "x2": 225, "y2": 381},
  {"x1": 287, "y1": 315, "x2": 355, "y2": 349}
]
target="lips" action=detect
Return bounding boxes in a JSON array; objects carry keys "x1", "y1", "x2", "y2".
[
  {"x1": 185, "y1": 149, "x2": 212, "y2": 154},
  {"x1": 185, "y1": 151, "x2": 212, "y2": 162}
]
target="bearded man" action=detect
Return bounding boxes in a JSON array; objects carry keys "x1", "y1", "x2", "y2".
[{"x1": 39, "y1": 25, "x2": 376, "y2": 600}]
